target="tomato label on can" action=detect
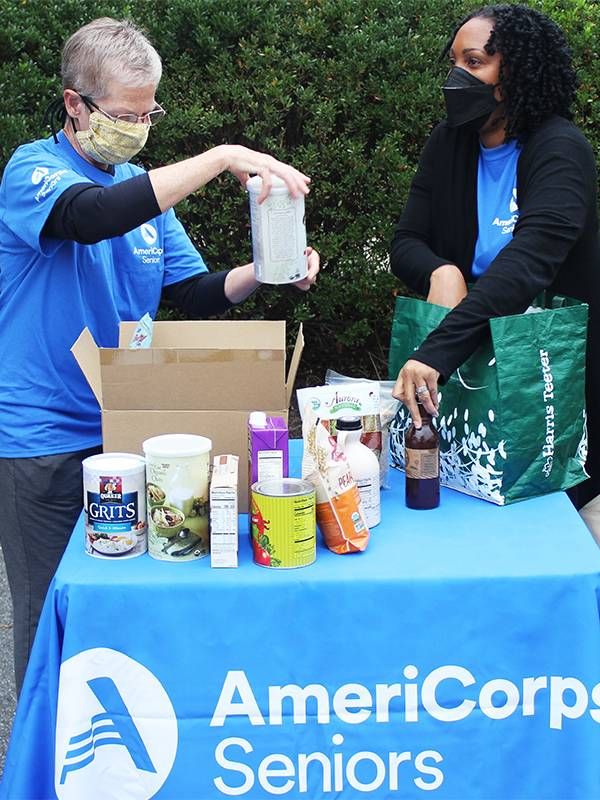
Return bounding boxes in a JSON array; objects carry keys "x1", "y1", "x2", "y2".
[{"x1": 251, "y1": 478, "x2": 316, "y2": 568}]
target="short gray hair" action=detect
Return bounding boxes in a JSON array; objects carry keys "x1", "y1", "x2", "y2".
[{"x1": 61, "y1": 17, "x2": 162, "y2": 98}]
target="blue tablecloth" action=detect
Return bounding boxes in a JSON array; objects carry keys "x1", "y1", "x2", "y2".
[{"x1": 2, "y1": 442, "x2": 600, "y2": 800}]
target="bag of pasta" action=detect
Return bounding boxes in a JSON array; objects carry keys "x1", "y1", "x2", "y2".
[
  {"x1": 301, "y1": 406, "x2": 370, "y2": 554},
  {"x1": 324, "y1": 369, "x2": 399, "y2": 489}
]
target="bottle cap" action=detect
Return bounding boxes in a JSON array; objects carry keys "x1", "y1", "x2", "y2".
[
  {"x1": 249, "y1": 411, "x2": 267, "y2": 427},
  {"x1": 336, "y1": 416, "x2": 362, "y2": 431}
]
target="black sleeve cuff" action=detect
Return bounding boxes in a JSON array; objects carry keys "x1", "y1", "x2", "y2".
[{"x1": 162, "y1": 271, "x2": 234, "y2": 318}]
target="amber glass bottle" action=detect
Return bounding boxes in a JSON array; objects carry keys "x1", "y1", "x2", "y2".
[{"x1": 405, "y1": 400, "x2": 440, "y2": 509}]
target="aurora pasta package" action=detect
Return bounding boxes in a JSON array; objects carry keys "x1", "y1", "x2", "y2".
[{"x1": 301, "y1": 406, "x2": 369, "y2": 554}]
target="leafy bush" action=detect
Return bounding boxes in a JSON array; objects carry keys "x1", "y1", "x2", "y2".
[{"x1": 1, "y1": 0, "x2": 598, "y2": 381}]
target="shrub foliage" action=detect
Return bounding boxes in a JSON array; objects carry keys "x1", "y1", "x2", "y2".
[{"x1": 1, "y1": 0, "x2": 598, "y2": 378}]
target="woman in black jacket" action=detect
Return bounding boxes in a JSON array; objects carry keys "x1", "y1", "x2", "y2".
[{"x1": 390, "y1": 4, "x2": 600, "y2": 525}]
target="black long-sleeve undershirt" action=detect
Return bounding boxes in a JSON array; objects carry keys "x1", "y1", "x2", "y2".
[
  {"x1": 42, "y1": 174, "x2": 161, "y2": 244},
  {"x1": 41, "y1": 173, "x2": 233, "y2": 317}
]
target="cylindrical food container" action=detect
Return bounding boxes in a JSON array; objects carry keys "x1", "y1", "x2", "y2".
[
  {"x1": 142, "y1": 434, "x2": 212, "y2": 562},
  {"x1": 246, "y1": 174, "x2": 308, "y2": 285},
  {"x1": 250, "y1": 478, "x2": 316, "y2": 568},
  {"x1": 83, "y1": 452, "x2": 147, "y2": 559}
]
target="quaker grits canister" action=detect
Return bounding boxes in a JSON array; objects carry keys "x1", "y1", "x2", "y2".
[
  {"x1": 250, "y1": 478, "x2": 316, "y2": 568},
  {"x1": 83, "y1": 452, "x2": 147, "y2": 559}
]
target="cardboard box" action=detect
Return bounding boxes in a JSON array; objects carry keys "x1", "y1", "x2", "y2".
[{"x1": 72, "y1": 320, "x2": 303, "y2": 512}]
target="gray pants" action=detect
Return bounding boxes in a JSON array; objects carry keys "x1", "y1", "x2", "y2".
[{"x1": 0, "y1": 446, "x2": 101, "y2": 694}]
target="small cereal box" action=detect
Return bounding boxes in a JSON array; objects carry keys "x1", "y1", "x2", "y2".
[{"x1": 210, "y1": 455, "x2": 239, "y2": 568}]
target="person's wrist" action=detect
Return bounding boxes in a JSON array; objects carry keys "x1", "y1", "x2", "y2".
[
  {"x1": 430, "y1": 263, "x2": 460, "y2": 283},
  {"x1": 210, "y1": 143, "x2": 232, "y2": 174}
]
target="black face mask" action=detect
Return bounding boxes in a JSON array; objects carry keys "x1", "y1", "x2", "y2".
[{"x1": 442, "y1": 67, "x2": 499, "y2": 130}]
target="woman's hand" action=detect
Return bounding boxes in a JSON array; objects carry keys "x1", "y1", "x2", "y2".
[
  {"x1": 393, "y1": 359, "x2": 440, "y2": 428},
  {"x1": 224, "y1": 144, "x2": 311, "y2": 201},
  {"x1": 428, "y1": 264, "x2": 468, "y2": 308},
  {"x1": 149, "y1": 144, "x2": 310, "y2": 213},
  {"x1": 292, "y1": 247, "x2": 319, "y2": 291}
]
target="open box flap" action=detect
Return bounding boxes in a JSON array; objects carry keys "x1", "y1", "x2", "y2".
[
  {"x1": 118, "y1": 320, "x2": 286, "y2": 350},
  {"x1": 286, "y1": 324, "x2": 305, "y2": 405},
  {"x1": 71, "y1": 328, "x2": 103, "y2": 406}
]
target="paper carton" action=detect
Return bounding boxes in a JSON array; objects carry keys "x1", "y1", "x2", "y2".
[
  {"x1": 72, "y1": 320, "x2": 303, "y2": 512},
  {"x1": 210, "y1": 454, "x2": 239, "y2": 568}
]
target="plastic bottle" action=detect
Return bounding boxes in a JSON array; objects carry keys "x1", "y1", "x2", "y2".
[
  {"x1": 336, "y1": 416, "x2": 381, "y2": 528},
  {"x1": 404, "y1": 400, "x2": 440, "y2": 509}
]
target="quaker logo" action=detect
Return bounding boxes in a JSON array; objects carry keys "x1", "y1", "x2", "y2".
[
  {"x1": 87, "y1": 490, "x2": 138, "y2": 525},
  {"x1": 140, "y1": 223, "x2": 158, "y2": 245},
  {"x1": 55, "y1": 648, "x2": 177, "y2": 800},
  {"x1": 100, "y1": 476, "x2": 122, "y2": 503},
  {"x1": 31, "y1": 166, "x2": 49, "y2": 185}
]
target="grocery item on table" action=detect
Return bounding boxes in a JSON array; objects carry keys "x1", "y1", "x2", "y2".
[
  {"x1": 325, "y1": 369, "x2": 400, "y2": 489},
  {"x1": 336, "y1": 416, "x2": 381, "y2": 528},
  {"x1": 247, "y1": 412, "x2": 289, "y2": 533},
  {"x1": 248, "y1": 412, "x2": 289, "y2": 485},
  {"x1": 301, "y1": 407, "x2": 370, "y2": 554},
  {"x1": 210, "y1": 454, "x2": 239, "y2": 568},
  {"x1": 143, "y1": 434, "x2": 212, "y2": 561},
  {"x1": 83, "y1": 452, "x2": 146, "y2": 559},
  {"x1": 250, "y1": 478, "x2": 316, "y2": 568},
  {"x1": 296, "y1": 382, "x2": 383, "y2": 481},
  {"x1": 405, "y1": 400, "x2": 440, "y2": 510},
  {"x1": 246, "y1": 174, "x2": 308, "y2": 284}
]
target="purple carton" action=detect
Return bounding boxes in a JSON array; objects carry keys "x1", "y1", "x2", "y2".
[{"x1": 248, "y1": 412, "x2": 289, "y2": 492}]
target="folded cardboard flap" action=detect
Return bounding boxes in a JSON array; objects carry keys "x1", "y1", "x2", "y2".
[
  {"x1": 73, "y1": 321, "x2": 304, "y2": 412},
  {"x1": 71, "y1": 328, "x2": 103, "y2": 405},
  {"x1": 286, "y1": 324, "x2": 304, "y2": 406},
  {"x1": 118, "y1": 319, "x2": 288, "y2": 350}
]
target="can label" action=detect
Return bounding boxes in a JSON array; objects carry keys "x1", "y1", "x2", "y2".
[
  {"x1": 146, "y1": 455, "x2": 210, "y2": 561},
  {"x1": 84, "y1": 461, "x2": 146, "y2": 559},
  {"x1": 251, "y1": 480, "x2": 316, "y2": 568}
]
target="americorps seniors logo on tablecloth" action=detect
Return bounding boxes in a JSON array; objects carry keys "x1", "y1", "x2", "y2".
[{"x1": 54, "y1": 647, "x2": 177, "y2": 800}]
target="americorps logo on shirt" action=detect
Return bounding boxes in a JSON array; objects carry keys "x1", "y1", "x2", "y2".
[
  {"x1": 133, "y1": 223, "x2": 164, "y2": 263},
  {"x1": 54, "y1": 647, "x2": 178, "y2": 800},
  {"x1": 140, "y1": 223, "x2": 158, "y2": 245},
  {"x1": 492, "y1": 186, "x2": 519, "y2": 235},
  {"x1": 31, "y1": 165, "x2": 69, "y2": 202},
  {"x1": 31, "y1": 165, "x2": 49, "y2": 185}
]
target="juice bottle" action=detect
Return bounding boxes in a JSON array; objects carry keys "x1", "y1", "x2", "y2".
[
  {"x1": 336, "y1": 416, "x2": 381, "y2": 528},
  {"x1": 405, "y1": 400, "x2": 440, "y2": 509}
]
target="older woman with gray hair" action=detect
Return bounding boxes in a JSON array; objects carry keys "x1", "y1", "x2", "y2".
[{"x1": 0, "y1": 17, "x2": 319, "y2": 693}]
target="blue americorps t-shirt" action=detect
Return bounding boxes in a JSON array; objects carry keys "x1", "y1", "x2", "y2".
[
  {"x1": 0, "y1": 131, "x2": 207, "y2": 457},
  {"x1": 472, "y1": 138, "x2": 521, "y2": 277}
]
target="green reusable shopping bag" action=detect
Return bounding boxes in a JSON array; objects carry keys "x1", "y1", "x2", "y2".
[{"x1": 388, "y1": 295, "x2": 589, "y2": 504}]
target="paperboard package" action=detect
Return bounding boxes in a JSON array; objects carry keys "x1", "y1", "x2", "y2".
[
  {"x1": 248, "y1": 412, "x2": 289, "y2": 487},
  {"x1": 210, "y1": 454, "x2": 239, "y2": 568},
  {"x1": 71, "y1": 320, "x2": 303, "y2": 512}
]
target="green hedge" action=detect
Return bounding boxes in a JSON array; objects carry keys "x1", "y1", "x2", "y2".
[{"x1": 1, "y1": 0, "x2": 599, "y2": 378}]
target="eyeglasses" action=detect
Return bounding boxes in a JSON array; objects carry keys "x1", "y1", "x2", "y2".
[{"x1": 81, "y1": 95, "x2": 166, "y2": 126}]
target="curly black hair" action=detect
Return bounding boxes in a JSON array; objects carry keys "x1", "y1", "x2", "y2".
[{"x1": 443, "y1": 4, "x2": 577, "y2": 140}]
